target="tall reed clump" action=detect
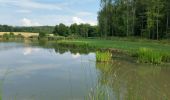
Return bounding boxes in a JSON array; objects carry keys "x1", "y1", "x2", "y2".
[
  {"x1": 96, "y1": 51, "x2": 112, "y2": 62},
  {"x1": 137, "y1": 48, "x2": 162, "y2": 64}
]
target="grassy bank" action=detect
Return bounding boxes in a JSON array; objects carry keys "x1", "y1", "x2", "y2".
[{"x1": 57, "y1": 38, "x2": 170, "y2": 64}]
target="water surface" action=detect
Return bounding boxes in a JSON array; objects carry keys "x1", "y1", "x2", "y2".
[{"x1": 0, "y1": 42, "x2": 170, "y2": 100}]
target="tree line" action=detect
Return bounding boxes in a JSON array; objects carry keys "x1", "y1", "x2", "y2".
[
  {"x1": 98, "y1": 0, "x2": 170, "y2": 39},
  {"x1": 0, "y1": 25, "x2": 55, "y2": 34},
  {"x1": 53, "y1": 23, "x2": 98, "y2": 37},
  {"x1": 0, "y1": 24, "x2": 98, "y2": 37}
]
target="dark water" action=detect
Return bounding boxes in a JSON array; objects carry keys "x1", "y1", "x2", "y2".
[{"x1": 0, "y1": 41, "x2": 170, "y2": 100}]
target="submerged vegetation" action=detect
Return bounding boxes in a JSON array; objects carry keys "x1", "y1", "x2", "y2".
[
  {"x1": 87, "y1": 86, "x2": 110, "y2": 100},
  {"x1": 96, "y1": 60, "x2": 170, "y2": 99}
]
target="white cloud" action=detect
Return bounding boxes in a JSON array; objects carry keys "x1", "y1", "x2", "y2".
[
  {"x1": 72, "y1": 16, "x2": 97, "y2": 26},
  {"x1": 0, "y1": 0, "x2": 98, "y2": 26},
  {"x1": 0, "y1": 0, "x2": 62, "y2": 10},
  {"x1": 21, "y1": 18, "x2": 41, "y2": 26},
  {"x1": 27, "y1": 15, "x2": 97, "y2": 26},
  {"x1": 23, "y1": 47, "x2": 41, "y2": 55},
  {"x1": 72, "y1": 17, "x2": 85, "y2": 25},
  {"x1": 88, "y1": 21, "x2": 97, "y2": 26}
]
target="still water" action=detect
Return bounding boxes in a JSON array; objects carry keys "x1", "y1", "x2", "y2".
[{"x1": 0, "y1": 41, "x2": 170, "y2": 100}]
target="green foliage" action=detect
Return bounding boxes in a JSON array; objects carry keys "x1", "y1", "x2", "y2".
[
  {"x1": 137, "y1": 48, "x2": 162, "y2": 64},
  {"x1": 2, "y1": 33, "x2": 9, "y2": 39},
  {"x1": 137, "y1": 47, "x2": 170, "y2": 64},
  {"x1": 70, "y1": 23, "x2": 79, "y2": 35},
  {"x1": 96, "y1": 51, "x2": 112, "y2": 62},
  {"x1": 98, "y1": 0, "x2": 169, "y2": 39},
  {"x1": 9, "y1": 32, "x2": 14, "y2": 36},
  {"x1": 58, "y1": 38, "x2": 170, "y2": 64},
  {"x1": 39, "y1": 32, "x2": 47, "y2": 38},
  {"x1": 0, "y1": 25, "x2": 54, "y2": 34},
  {"x1": 53, "y1": 23, "x2": 98, "y2": 37},
  {"x1": 53, "y1": 23, "x2": 70, "y2": 37},
  {"x1": 16, "y1": 34, "x2": 24, "y2": 38},
  {"x1": 137, "y1": 48, "x2": 170, "y2": 64}
]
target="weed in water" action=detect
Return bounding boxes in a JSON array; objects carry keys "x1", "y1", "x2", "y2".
[
  {"x1": 96, "y1": 51, "x2": 112, "y2": 62},
  {"x1": 137, "y1": 48, "x2": 162, "y2": 64}
]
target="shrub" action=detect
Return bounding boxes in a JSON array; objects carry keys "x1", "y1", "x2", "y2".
[
  {"x1": 39, "y1": 32, "x2": 47, "y2": 38},
  {"x1": 16, "y1": 34, "x2": 24, "y2": 38},
  {"x1": 3, "y1": 33, "x2": 10, "y2": 40}
]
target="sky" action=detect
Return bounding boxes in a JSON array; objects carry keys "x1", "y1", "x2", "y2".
[{"x1": 0, "y1": 0, "x2": 99, "y2": 26}]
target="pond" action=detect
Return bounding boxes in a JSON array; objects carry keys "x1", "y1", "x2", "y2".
[{"x1": 0, "y1": 41, "x2": 170, "y2": 100}]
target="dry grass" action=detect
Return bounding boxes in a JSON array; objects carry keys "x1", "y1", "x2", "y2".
[{"x1": 0, "y1": 32, "x2": 39, "y2": 38}]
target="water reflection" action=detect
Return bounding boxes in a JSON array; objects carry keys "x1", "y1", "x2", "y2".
[
  {"x1": 0, "y1": 42, "x2": 97, "y2": 100},
  {"x1": 0, "y1": 42, "x2": 170, "y2": 100},
  {"x1": 96, "y1": 60, "x2": 170, "y2": 100}
]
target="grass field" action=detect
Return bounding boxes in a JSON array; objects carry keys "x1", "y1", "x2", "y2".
[
  {"x1": 58, "y1": 38, "x2": 170, "y2": 64},
  {"x1": 58, "y1": 38, "x2": 170, "y2": 53}
]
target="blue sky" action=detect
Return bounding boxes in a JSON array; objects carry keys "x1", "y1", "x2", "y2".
[{"x1": 0, "y1": 0, "x2": 99, "y2": 26}]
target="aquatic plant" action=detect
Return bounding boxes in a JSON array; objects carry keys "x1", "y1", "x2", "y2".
[
  {"x1": 96, "y1": 51, "x2": 112, "y2": 62},
  {"x1": 162, "y1": 53, "x2": 170, "y2": 62},
  {"x1": 137, "y1": 48, "x2": 162, "y2": 64},
  {"x1": 87, "y1": 86, "x2": 110, "y2": 100}
]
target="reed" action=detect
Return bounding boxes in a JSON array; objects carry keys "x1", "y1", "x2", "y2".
[
  {"x1": 87, "y1": 86, "x2": 110, "y2": 100},
  {"x1": 96, "y1": 51, "x2": 112, "y2": 62},
  {"x1": 137, "y1": 48, "x2": 162, "y2": 64},
  {"x1": 162, "y1": 53, "x2": 170, "y2": 62}
]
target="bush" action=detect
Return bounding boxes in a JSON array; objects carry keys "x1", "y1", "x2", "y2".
[
  {"x1": 3, "y1": 33, "x2": 10, "y2": 39},
  {"x1": 39, "y1": 32, "x2": 47, "y2": 38},
  {"x1": 16, "y1": 34, "x2": 24, "y2": 38}
]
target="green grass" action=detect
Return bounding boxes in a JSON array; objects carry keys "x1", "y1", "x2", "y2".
[
  {"x1": 137, "y1": 48, "x2": 162, "y2": 64},
  {"x1": 137, "y1": 48, "x2": 170, "y2": 64},
  {"x1": 58, "y1": 38, "x2": 170, "y2": 52},
  {"x1": 58, "y1": 38, "x2": 170, "y2": 64},
  {"x1": 96, "y1": 51, "x2": 112, "y2": 62}
]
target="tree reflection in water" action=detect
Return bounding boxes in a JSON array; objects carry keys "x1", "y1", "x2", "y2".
[{"x1": 96, "y1": 59, "x2": 170, "y2": 100}]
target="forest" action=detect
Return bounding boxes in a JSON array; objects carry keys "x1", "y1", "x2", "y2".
[{"x1": 98, "y1": 0, "x2": 170, "y2": 39}]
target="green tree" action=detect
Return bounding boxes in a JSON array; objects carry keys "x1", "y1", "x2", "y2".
[
  {"x1": 98, "y1": 0, "x2": 167, "y2": 39},
  {"x1": 39, "y1": 32, "x2": 47, "y2": 38},
  {"x1": 70, "y1": 23, "x2": 78, "y2": 35},
  {"x1": 53, "y1": 24, "x2": 70, "y2": 37}
]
